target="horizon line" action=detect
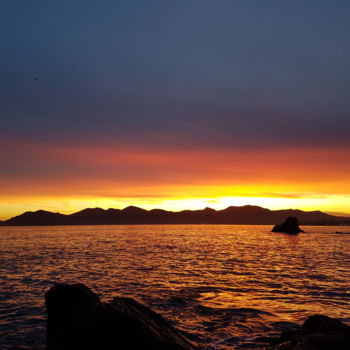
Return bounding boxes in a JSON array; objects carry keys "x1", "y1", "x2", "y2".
[{"x1": 2, "y1": 204, "x2": 349, "y2": 222}]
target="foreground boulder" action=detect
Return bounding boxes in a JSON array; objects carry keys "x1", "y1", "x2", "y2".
[
  {"x1": 272, "y1": 216, "x2": 304, "y2": 234},
  {"x1": 45, "y1": 283, "x2": 196, "y2": 350},
  {"x1": 272, "y1": 315, "x2": 350, "y2": 349}
]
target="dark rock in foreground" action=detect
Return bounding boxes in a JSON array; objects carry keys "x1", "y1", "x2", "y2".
[
  {"x1": 45, "y1": 284, "x2": 350, "y2": 350},
  {"x1": 45, "y1": 283, "x2": 196, "y2": 350},
  {"x1": 272, "y1": 315, "x2": 350, "y2": 349},
  {"x1": 272, "y1": 216, "x2": 304, "y2": 234}
]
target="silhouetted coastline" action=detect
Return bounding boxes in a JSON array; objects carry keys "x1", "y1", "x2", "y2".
[{"x1": 1, "y1": 205, "x2": 349, "y2": 226}]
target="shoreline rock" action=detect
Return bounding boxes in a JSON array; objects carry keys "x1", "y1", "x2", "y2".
[
  {"x1": 45, "y1": 283, "x2": 196, "y2": 350},
  {"x1": 271, "y1": 314, "x2": 350, "y2": 349},
  {"x1": 45, "y1": 283, "x2": 350, "y2": 350},
  {"x1": 272, "y1": 216, "x2": 304, "y2": 234}
]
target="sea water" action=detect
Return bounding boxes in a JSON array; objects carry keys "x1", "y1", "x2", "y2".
[{"x1": 0, "y1": 225, "x2": 349, "y2": 349}]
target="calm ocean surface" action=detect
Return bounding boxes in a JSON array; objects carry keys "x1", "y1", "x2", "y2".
[{"x1": 1, "y1": 225, "x2": 350, "y2": 349}]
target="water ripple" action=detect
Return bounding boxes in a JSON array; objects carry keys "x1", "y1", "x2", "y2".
[{"x1": 0, "y1": 225, "x2": 349, "y2": 349}]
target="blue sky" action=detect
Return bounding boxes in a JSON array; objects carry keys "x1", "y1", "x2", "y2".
[
  {"x1": 1, "y1": 1, "x2": 350, "y2": 217},
  {"x1": 1, "y1": 0, "x2": 349, "y2": 148}
]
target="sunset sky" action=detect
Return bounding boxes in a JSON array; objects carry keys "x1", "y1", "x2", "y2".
[{"x1": 1, "y1": 1, "x2": 350, "y2": 220}]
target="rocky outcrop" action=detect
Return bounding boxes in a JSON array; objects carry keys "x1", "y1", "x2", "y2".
[
  {"x1": 45, "y1": 283, "x2": 196, "y2": 350},
  {"x1": 272, "y1": 216, "x2": 304, "y2": 234},
  {"x1": 45, "y1": 284, "x2": 350, "y2": 350},
  {"x1": 272, "y1": 314, "x2": 350, "y2": 349}
]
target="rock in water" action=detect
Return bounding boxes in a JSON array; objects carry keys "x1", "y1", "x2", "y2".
[
  {"x1": 272, "y1": 216, "x2": 304, "y2": 234},
  {"x1": 272, "y1": 314, "x2": 350, "y2": 349},
  {"x1": 45, "y1": 283, "x2": 196, "y2": 350}
]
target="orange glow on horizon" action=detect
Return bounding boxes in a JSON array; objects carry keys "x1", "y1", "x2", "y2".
[
  {"x1": 1, "y1": 140, "x2": 350, "y2": 220},
  {"x1": 1, "y1": 190, "x2": 350, "y2": 221}
]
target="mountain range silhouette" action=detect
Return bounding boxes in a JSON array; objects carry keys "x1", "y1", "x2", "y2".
[{"x1": 1, "y1": 205, "x2": 349, "y2": 226}]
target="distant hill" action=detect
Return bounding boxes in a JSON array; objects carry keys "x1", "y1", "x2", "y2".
[
  {"x1": 326, "y1": 211, "x2": 350, "y2": 218},
  {"x1": 1, "y1": 205, "x2": 349, "y2": 226}
]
